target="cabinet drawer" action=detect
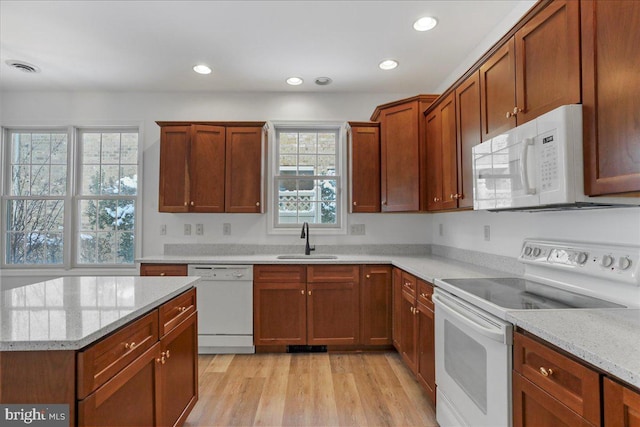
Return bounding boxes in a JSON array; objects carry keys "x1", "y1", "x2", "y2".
[
  {"x1": 417, "y1": 279, "x2": 434, "y2": 311},
  {"x1": 513, "y1": 332, "x2": 601, "y2": 425},
  {"x1": 254, "y1": 265, "x2": 306, "y2": 282},
  {"x1": 307, "y1": 265, "x2": 360, "y2": 282},
  {"x1": 401, "y1": 272, "x2": 417, "y2": 297},
  {"x1": 159, "y1": 288, "x2": 197, "y2": 337},
  {"x1": 140, "y1": 263, "x2": 187, "y2": 276},
  {"x1": 77, "y1": 310, "x2": 159, "y2": 399}
]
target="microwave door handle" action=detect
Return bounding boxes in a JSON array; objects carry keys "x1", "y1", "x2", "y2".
[
  {"x1": 432, "y1": 293, "x2": 506, "y2": 343},
  {"x1": 519, "y1": 138, "x2": 536, "y2": 195}
]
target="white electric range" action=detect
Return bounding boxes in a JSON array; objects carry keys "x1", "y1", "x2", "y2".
[{"x1": 433, "y1": 239, "x2": 640, "y2": 427}]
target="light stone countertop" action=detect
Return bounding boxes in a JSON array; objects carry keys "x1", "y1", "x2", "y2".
[
  {"x1": 507, "y1": 309, "x2": 640, "y2": 389},
  {"x1": 0, "y1": 276, "x2": 199, "y2": 351}
]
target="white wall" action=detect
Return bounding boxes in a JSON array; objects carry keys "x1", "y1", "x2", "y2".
[{"x1": 0, "y1": 91, "x2": 432, "y2": 256}]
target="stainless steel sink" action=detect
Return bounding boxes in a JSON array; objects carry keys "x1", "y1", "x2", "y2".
[{"x1": 276, "y1": 255, "x2": 338, "y2": 260}]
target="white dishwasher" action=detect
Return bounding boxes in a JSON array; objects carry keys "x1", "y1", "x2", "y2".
[{"x1": 187, "y1": 264, "x2": 254, "y2": 354}]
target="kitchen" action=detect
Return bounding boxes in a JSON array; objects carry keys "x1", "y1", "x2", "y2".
[{"x1": 1, "y1": 1, "x2": 640, "y2": 426}]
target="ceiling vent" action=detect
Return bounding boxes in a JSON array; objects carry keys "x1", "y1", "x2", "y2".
[
  {"x1": 314, "y1": 77, "x2": 332, "y2": 86},
  {"x1": 6, "y1": 60, "x2": 40, "y2": 73}
]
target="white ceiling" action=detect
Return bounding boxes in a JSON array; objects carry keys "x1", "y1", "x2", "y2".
[{"x1": 0, "y1": 1, "x2": 533, "y2": 93}]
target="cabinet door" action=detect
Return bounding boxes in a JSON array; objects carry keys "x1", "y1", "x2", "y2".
[
  {"x1": 515, "y1": 0, "x2": 580, "y2": 124},
  {"x1": 307, "y1": 281, "x2": 360, "y2": 345},
  {"x1": 349, "y1": 124, "x2": 381, "y2": 212},
  {"x1": 480, "y1": 39, "x2": 517, "y2": 141},
  {"x1": 190, "y1": 125, "x2": 225, "y2": 212},
  {"x1": 392, "y1": 268, "x2": 402, "y2": 350},
  {"x1": 225, "y1": 126, "x2": 264, "y2": 213},
  {"x1": 604, "y1": 377, "x2": 640, "y2": 427},
  {"x1": 159, "y1": 126, "x2": 190, "y2": 212},
  {"x1": 400, "y1": 290, "x2": 418, "y2": 374},
  {"x1": 425, "y1": 108, "x2": 442, "y2": 211},
  {"x1": 380, "y1": 101, "x2": 420, "y2": 211},
  {"x1": 582, "y1": 0, "x2": 640, "y2": 195},
  {"x1": 160, "y1": 312, "x2": 198, "y2": 427},
  {"x1": 455, "y1": 71, "x2": 481, "y2": 209},
  {"x1": 513, "y1": 372, "x2": 592, "y2": 427},
  {"x1": 360, "y1": 265, "x2": 391, "y2": 346},
  {"x1": 416, "y1": 301, "x2": 435, "y2": 405},
  {"x1": 253, "y1": 282, "x2": 306, "y2": 346},
  {"x1": 440, "y1": 94, "x2": 458, "y2": 210},
  {"x1": 78, "y1": 343, "x2": 161, "y2": 427}
]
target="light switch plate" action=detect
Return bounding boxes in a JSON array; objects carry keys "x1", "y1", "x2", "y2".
[
  {"x1": 350, "y1": 224, "x2": 365, "y2": 235},
  {"x1": 184, "y1": 224, "x2": 192, "y2": 236},
  {"x1": 223, "y1": 223, "x2": 231, "y2": 236},
  {"x1": 484, "y1": 225, "x2": 490, "y2": 241},
  {"x1": 195, "y1": 224, "x2": 203, "y2": 235}
]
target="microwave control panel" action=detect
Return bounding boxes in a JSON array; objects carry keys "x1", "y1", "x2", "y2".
[{"x1": 538, "y1": 130, "x2": 559, "y2": 192}]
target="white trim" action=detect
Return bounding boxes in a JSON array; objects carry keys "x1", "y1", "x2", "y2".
[{"x1": 266, "y1": 121, "x2": 347, "y2": 235}]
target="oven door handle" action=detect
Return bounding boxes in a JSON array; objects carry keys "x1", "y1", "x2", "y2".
[{"x1": 432, "y1": 293, "x2": 507, "y2": 344}]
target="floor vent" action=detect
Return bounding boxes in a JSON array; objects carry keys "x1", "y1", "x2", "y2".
[{"x1": 287, "y1": 345, "x2": 327, "y2": 353}]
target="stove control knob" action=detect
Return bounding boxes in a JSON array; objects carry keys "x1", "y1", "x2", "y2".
[
  {"x1": 618, "y1": 257, "x2": 632, "y2": 270},
  {"x1": 601, "y1": 255, "x2": 615, "y2": 268},
  {"x1": 524, "y1": 246, "x2": 532, "y2": 256},
  {"x1": 533, "y1": 247, "x2": 542, "y2": 257},
  {"x1": 577, "y1": 252, "x2": 589, "y2": 265}
]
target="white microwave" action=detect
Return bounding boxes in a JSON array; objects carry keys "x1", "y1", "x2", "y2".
[{"x1": 472, "y1": 104, "x2": 639, "y2": 211}]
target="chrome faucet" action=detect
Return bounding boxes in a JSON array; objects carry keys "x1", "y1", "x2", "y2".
[{"x1": 300, "y1": 222, "x2": 315, "y2": 256}]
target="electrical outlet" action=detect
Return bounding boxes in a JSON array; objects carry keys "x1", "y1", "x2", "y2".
[
  {"x1": 184, "y1": 224, "x2": 191, "y2": 236},
  {"x1": 484, "y1": 225, "x2": 491, "y2": 241},
  {"x1": 160, "y1": 224, "x2": 166, "y2": 235},
  {"x1": 439, "y1": 223, "x2": 444, "y2": 237},
  {"x1": 195, "y1": 224, "x2": 204, "y2": 235},
  {"x1": 350, "y1": 224, "x2": 365, "y2": 235},
  {"x1": 223, "y1": 223, "x2": 231, "y2": 236}
]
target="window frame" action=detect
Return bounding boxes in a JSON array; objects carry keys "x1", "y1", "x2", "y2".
[
  {"x1": 267, "y1": 121, "x2": 347, "y2": 235},
  {"x1": 1, "y1": 125, "x2": 142, "y2": 271}
]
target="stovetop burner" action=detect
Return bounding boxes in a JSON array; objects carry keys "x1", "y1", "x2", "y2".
[{"x1": 441, "y1": 277, "x2": 624, "y2": 310}]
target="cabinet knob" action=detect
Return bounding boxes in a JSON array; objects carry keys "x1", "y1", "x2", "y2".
[
  {"x1": 513, "y1": 106, "x2": 520, "y2": 115},
  {"x1": 190, "y1": 201, "x2": 195, "y2": 206},
  {"x1": 366, "y1": 274, "x2": 370, "y2": 279},
  {"x1": 184, "y1": 202, "x2": 188, "y2": 207},
  {"x1": 382, "y1": 200, "x2": 387, "y2": 205},
  {"x1": 506, "y1": 112, "x2": 512, "y2": 119},
  {"x1": 301, "y1": 289, "x2": 305, "y2": 295},
  {"x1": 308, "y1": 290, "x2": 312, "y2": 296},
  {"x1": 124, "y1": 342, "x2": 136, "y2": 350},
  {"x1": 433, "y1": 197, "x2": 440, "y2": 202},
  {"x1": 157, "y1": 356, "x2": 166, "y2": 365},
  {"x1": 353, "y1": 201, "x2": 357, "y2": 206},
  {"x1": 160, "y1": 272, "x2": 166, "y2": 276},
  {"x1": 539, "y1": 367, "x2": 554, "y2": 377},
  {"x1": 162, "y1": 350, "x2": 171, "y2": 359},
  {"x1": 256, "y1": 202, "x2": 260, "y2": 206}
]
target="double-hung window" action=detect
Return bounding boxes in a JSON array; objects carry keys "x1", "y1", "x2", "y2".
[
  {"x1": 271, "y1": 123, "x2": 345, "y2": 232},
  {"x1": 2, "y1": 127, "x2": 139, "y2": 268}
]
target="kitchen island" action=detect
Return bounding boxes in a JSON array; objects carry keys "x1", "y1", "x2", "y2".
[{"x1": 0, "y1": 276, "x2": 199, "y2": 427}]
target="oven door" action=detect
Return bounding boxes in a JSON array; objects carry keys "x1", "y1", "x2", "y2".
[{"x1": 433, "y1": 288, "x2": 513, "y2": 427}]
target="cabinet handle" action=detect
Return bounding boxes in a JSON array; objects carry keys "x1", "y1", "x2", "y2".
[
  {"x1": 539, "y1": 367, "x2": 554, "y2": 377},
  {"x1": 308, "y1": 290, "x2": 312, "y2": 296},
  {"x1": 256, "y1": 202, "x2": 260, "y2": 206},
  {"x1": 190, "y1": 201, "x2": 195, "y2": 206},
  {"x1": 513, "y1": 106, "x2": 519, "y2": 115},
  {"x1": 177, "y1": 306, "x2": 188, "y2": 313},
  {"x1": 433, "y1": 197, "x2": 440, "y2": 202},
  {"x1": 301, "y1": 289, "x2": 305, "y2": 295},
  {"x1": 157, "y1": 356, "x2": 166, "y2": 365},
  {"x1": 124, "y1": 342, "x2": 136, "y2": 350},
  {"x1": 184, "y1": 202, "x2": 188, "y2": 207},
  {"x1": 382, "y1": 200, "x2": 387, "y2": 205},
  {"x1": 506, "y1": 112, "x2": 512, "y2": 119},
  {"x1": 366, "y1": 274, "x2": 370, "y2": 279},
  {"x1": 162, "y1": 350, "x2": 171, "y2": 359},
  {"x1": 160, "y1": 272, "x2": 166, "y2": 276},
  {"x1": 420, "y1": 292, "x2": 429, "y2": 299},
  {"x1": 353, "y1": 201, "x2": 357, "y2": 206}
]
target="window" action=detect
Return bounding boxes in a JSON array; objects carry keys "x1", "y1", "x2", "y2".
[
  {"x1": 2, "y1": 127, "x2": 139, "y2": 268},
  {"x1": 271, "y1": 123, "x2": 345, "y2": 231}
]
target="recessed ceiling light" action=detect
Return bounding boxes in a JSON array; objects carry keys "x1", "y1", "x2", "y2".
[
  {"x1": 286, "y1": 77, "x2": 304, "y2": 86},
  {"x1": 314, "y1": 77, "x2": 332, "y2": 86},
  {"x1": 379, "y1": 59, "x2": 399, "y2": 71},
  {"x1": 193, "y1": 64, "x2": 212, "y2": 75},
  {"x1": 6, "y1": 60, "x2": 40, "y2": 73},
  {"x1": 413, "y1": 16, "x2": 438, "y2": 32}
]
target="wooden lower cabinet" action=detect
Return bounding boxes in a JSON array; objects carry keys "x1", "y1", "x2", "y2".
[
  {"x1": 78, "y1": 344, "x2": 162, "y2": 427},
  {"x1": 400, "y1": 289, "x2": 418, "y2": 374},
  {"x1": 140, "y1": 263, "x2": 188, "y2": 277},
  {"x1": 254, "y1": 264, "x2": 391, "y2": 350},
  {"x1": 416, "y1": 280, "x2": 435, "y2": 405},
  {"x1": 392, "y1": 267, "x2": 403, "y2": 350},
  {"x1": 604, "y1": 377, "x2": 640, "y2": 427}
]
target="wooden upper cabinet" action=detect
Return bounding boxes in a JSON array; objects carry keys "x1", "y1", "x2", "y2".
[
  {"x1": 372, "y1": 95, "x2": 437, "y2": 212},
  {"x1": 426, "y1": 93, "x2": 457, "y2": 211},
  {"x1": 480, "y1": 39, "x2": 517, "y2": 141},
  {"x1": 348, "y1": 122, "x2": 381, "y2": 213},
  {"x1": 190, "y1": 125, "x2": 225, "y2": 212},
  {"x1": 225, "y1": 126, "x2": 264, "y2": 213},
  {"x1": 455, "y1": 71, "x2": 481, "y2": 209},
  {"x1": 582, "y1": 0, "x2": 640, "y2": 196},
  {"x1": 159, "y1": 126, "x2": 190, "y2": 212},
  {"x1": 157, "y1": 122, "x2": 265, "y2": 213},
  {"x1": 514, "y1": 0, "x2": 580, "y2": 124}
]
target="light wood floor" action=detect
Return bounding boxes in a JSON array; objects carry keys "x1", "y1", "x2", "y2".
[{"x1": 184, "y1": 352, "x2": 437, "y2": 427}]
